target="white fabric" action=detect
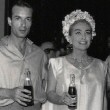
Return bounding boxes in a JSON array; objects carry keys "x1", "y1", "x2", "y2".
[
  {"x1": 0, "y1": 36, "x2": 47, "y2": 106},
  {"x1": 42, "y1": 57, "x2": 107, "y2": 110}
]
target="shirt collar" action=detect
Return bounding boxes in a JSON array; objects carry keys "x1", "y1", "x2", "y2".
[
  {"x1": 1, "y1": 36, "x2": 33, "y2": 47},
  {"x1": 1, "y1": 36, "x2": 34, "y2": 56}
]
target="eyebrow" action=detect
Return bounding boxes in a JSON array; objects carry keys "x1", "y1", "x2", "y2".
[
  {"x1": 27, "y1": 17, "x2": 32, "y2": 18},
  {"x1": 74, "y1": 28, "x2": 80, "y2": 30},
  {"x1": 74, "y1": 29, "x2": 91, "y2": 32},
  {"x1": 44, "y1": 48, "x2": 55, "y2": 51},
  {"x1": 13, "y1": 15, "x2": 20, "y2": 17},
  {"x1": 13, "y1": 15, "x2": 32, "y2": 20}
]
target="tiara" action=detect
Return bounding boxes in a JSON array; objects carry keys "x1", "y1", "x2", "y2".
[{"x1": 62, "y1": 10, "x2": 96, "y2": 43}]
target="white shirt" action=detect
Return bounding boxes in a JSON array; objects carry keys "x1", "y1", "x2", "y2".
[{"x1": 0, "y1": 36, "x2": 47, "y2": 106}]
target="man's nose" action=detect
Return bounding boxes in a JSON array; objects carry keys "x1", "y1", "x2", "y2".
[{"x1": 21, "y1": 20, "x2": 26, "y2": 27}]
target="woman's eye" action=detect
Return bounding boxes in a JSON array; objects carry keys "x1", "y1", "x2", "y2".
[
  {"x1": 75, "y1": 32, "x2": 81, "y2": 35},
  {"x1": 86, "y1": 31, "x2": 91, "y2": 34}
]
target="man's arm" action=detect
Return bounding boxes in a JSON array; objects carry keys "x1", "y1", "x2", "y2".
[
  {"x1": 0, "y1": 87, "x2": 32, "y2": 106},
  {"x1": 106, "y1": 56, "x2": 110, "y2": 97}
]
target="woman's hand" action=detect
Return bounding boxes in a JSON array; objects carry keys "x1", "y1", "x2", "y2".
[
  {"x1": 61, "y1": 92, "x2": 77, "y2": 106},
  {"x1": 9, "y1": 87, "x2": 32, "y2": 106}
]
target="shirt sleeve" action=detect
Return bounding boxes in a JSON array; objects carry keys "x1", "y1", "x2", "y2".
[
  {"x1": 48, "y1": 58, "x2": 63, "y2": 79},
  {"x1": 42, "y1": 53, "x2": 48, "y2": 81},
  {"x1": 105, "y1": 56, "x2": 110, "y2": 91},
  {"x1": 35, "y1": 53, "x2": 48, "y2": 104},
  {"x1": 48, "y1": 59, "x2": 57, "y2": 79}
]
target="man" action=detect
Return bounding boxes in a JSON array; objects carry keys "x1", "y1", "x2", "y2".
[
  {"x1": 40, "y1": 41, "x2": 56, "y2": 60},
  {"x1": 0, "y1": 0, "x2": 47, "y2": 110}
]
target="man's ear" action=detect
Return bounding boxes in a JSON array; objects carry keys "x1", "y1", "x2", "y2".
[{"x1": 7, "y1": 17, "x2": 12, "y2": 26}]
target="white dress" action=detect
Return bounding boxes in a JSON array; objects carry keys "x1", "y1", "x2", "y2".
[{"x1": 42, "y1": 57, "x2": 107, "y2": 110}]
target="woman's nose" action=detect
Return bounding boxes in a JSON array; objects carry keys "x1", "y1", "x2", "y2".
[{"x1": 82, "y1": 34, "x2": 86, "y2": 39}]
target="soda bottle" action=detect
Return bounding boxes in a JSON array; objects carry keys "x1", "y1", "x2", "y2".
[
  {"x1": 24, "y1": 68, "x2": 34, "y2": 106},
  {"x1": 68, "y1": 74, "x2": 77, "y2": 109}
]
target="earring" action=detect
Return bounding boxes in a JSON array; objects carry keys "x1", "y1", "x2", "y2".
[
  {"x1": 90, "y1": 36, "x2": 93, "y2": 43},
  {"x1": 68, "y1": 37, "x2": 72, "y2": 44}
]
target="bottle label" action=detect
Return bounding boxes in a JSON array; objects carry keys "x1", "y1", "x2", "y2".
[
  {"x1": 70, "y1": 95, "x2": 76, "y2": 98},
  {"x1": 23, "y1": 85, "x2": 34, "y2": 106},
  {"x1": 70, "y1": 94, "x2": 77, "y2": 107}
]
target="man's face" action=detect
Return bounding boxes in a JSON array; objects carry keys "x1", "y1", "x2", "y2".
[
  {"x1": 8, "y1": 5, "x2": 32, "y2": 38},
  {"x1": 41, "y1": 42, "x2": 56, "y2": 59}
]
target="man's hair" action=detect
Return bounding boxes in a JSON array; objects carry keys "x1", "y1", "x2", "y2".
[{"x1": 8, "y1": 0, "x2": 33, "y2": 18}]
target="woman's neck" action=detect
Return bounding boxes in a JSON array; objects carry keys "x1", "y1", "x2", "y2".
[
  {"x1": 67, "y1": 50, "x2": 93, "y2": 69},
  {"x1": 71, "y1": 50, "x2": 88, "y2": 62}
]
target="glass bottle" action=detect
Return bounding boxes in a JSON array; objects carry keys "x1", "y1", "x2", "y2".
[
  {"x1": 68, "y1": 74, "x2": 77, "y2": 109},
  {"x1": 24, "y1": 68, "x2": 34, "y2": 106}
]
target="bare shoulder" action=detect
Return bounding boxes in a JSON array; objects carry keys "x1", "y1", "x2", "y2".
[
  {"x1": 106, "y1": 55, "x2": 110, "y2": 62},
  {"x1": 49, "y1": 56, "x2": 64, "y2": 67}
]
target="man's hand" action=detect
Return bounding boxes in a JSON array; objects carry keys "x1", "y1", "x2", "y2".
[{"x1": 9, "y1": 87, "x2": 32, "y2": 106}]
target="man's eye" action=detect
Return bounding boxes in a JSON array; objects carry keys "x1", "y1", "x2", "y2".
[
  {"x1": 15, "y1": 17, "x2": 20, "y2": 20},
  {"x1": 26, "y1": 18, "x2": 32, "y2": 22},
  {"x1": 44, "y1": 50, "x2": 50, "y2": 54}
]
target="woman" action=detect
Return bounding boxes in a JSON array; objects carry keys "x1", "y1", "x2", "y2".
[{"x1": 42, "y1": 10, "x2": 107, "y2": 110}]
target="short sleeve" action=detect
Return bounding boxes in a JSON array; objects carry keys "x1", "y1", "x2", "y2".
[
  {"x1": 41, "y1": 53, "x2": 48, "y2": 81},
  {"x1": 105, "y1": 56, "x2": 110, "y2": 90},
  {"x1": 48, "y1": 59, "x2": 57, "y2": 79},
  {"x1": 48, "y1": 58, "x2": 63, "y2": 79}
]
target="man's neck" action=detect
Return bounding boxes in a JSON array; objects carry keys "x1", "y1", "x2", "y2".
[{"x1": 10, "y1": 35, "x2": 27, "y2": 55}]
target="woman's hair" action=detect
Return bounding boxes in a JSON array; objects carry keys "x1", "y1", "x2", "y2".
[{"x1": 62, "y1": 9, "x2": 96, "y2": 43}]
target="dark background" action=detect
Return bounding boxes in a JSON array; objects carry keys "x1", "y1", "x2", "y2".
[{"x1": 5, "y1": 0, "x2": 110, "y2": 60}]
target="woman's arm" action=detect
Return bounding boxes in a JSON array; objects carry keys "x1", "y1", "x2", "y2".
[
  {"x1": 47, "y1": 64, "x2": 64, "y2": 105},
  {"x1": 47, "y1": 62, "x2": 75, "y2": 105}
]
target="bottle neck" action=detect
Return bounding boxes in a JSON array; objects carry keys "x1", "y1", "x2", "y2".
[
  {"x1": 70, "y1": 74, "x2": 75, "y2": 86},
  {"x1": 24, "y1": 68, "x2": 32, "y2": 86}
]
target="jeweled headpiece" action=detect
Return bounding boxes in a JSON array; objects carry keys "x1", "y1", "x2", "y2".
[{"x1": 62, "y1": 9, "x2": 96, "y2": 43}]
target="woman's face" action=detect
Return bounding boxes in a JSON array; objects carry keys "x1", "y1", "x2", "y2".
[{"x1": 70, "y1": 20, "x2": 92, "y2": 51}]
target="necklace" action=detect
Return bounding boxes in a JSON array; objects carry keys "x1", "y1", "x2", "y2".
[
  {"x1": 73, "y1": 58, "x2": 89, "y2": 69},
  {"x1": 68, "y1": 54, "x2": 93, "y2": 69}
]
